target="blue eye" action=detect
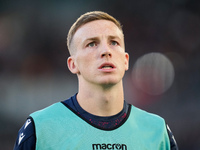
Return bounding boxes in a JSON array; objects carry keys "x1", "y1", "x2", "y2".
[
  {"x1": 88, "y1": 42, "x2": 96, "y2": 47},
  {"x1": 111, "y1": 41, "x2": 118, "y2": 46}
]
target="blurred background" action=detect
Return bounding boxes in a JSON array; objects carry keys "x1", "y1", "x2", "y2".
[{"x1": 0, "y1": 0, "x2": 200, "y2": 149}]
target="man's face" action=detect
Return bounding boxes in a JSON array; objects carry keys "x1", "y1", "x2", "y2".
[{"x1": 68, "y1": 20, "x2": 129, "y2": 87}]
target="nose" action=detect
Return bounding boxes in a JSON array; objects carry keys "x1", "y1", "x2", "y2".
[{"x1": 100, "y1": 44, "x2": 112, "y2": 58}]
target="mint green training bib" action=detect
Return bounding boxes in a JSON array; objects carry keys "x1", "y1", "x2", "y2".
[{"x1": 30, "y1": 102, "x2": 170, "y2": 150}]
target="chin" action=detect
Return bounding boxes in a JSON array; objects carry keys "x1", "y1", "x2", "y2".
[{"x1": 100, "y1": 79, "x2": 122, "y2": 87}]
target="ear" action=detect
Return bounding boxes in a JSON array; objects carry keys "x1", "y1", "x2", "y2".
[
  {"x1": 125, "y1": 52, "x2": 129, "y2": 71},
  {"x1": 67, "y1": 56, "x2": 79, "y2": 74}
]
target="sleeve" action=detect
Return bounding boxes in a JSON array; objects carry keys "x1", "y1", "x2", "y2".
[
  {"x1": 13, "y1": 117, "x2": 36, "y2": 150},
  {"x1": 166, "y1": 124, "x2": 179, "y2": 150}
]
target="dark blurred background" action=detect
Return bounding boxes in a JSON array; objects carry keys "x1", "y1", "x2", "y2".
[{"x1": 0, "y1": 0, "x2": 200, "y2": 149}]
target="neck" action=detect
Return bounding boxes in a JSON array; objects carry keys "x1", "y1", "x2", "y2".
[{"x1": 77, "y1": 80, "x2": 124, "y2": 117}]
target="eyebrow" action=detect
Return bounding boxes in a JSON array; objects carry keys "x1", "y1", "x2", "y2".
[
  {"x1": 108, "y1": 35, "x2": 122, "y2": 41},
  {"x1": 83, "y1": 35, "x2": 122, "y2": 44},
  {"x1": 84, "y1": 37, "x2": 99, "y2": 42},
  {"x1": 82, "y1": 37, "x2": 99, "y2": 48}
]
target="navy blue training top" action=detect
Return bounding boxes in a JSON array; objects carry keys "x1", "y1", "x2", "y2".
[{"x1": 13, "y1": 94, "x2": 178, "y2": 150}]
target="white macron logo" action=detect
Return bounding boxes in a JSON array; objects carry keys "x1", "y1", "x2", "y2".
[
  {"x1": 18, "y1": 133, "x2": 25, "y2": 145},
  {"x1": 24, "y1": 119, "x2": 31, "y2": 129}
]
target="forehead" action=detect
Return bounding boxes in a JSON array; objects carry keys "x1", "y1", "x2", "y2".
[{"x1": 73, "y1": 20, "x2": 124, "y2": 43}]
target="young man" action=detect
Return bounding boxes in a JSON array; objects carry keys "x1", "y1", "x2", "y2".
[{"x1": 14, "y1": 11, "x2": 178, "y2": 150}]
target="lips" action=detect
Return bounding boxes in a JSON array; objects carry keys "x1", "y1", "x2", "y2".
[
  {"x1": 102, "y1": 66, "x2": 113, "y2": 69},
  {"x1": 98, "y1": 63, "x2": 116, "y2": 70}
]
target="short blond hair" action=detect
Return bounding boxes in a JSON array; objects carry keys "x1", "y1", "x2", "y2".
[{"x1": 67, "y1": 11, "x2": 123, "y2": 55}]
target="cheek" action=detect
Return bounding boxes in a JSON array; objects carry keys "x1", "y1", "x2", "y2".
[
  {"x1": 116, "y1": 53, "x2": 129, "y2": 70},
  {"x1": 76, "y1": 55, "x2": 93, "y2": 70}
]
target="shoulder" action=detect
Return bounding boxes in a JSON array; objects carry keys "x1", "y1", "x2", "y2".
[
  {"x1": 13, "y1": 118, "x2": 36, "y2": 150},
  {"x1": 30, "y1": 102, "x2": 65, "y2": 118},
  {"x1": 129, "y1": 105, "x2": 166, "y2": 130},
  {"x1": 30, "y1": 102, "x2": 76, "y2": 128},
  {"x1": 131, "y1": 105, "x2": 165, "y2": 121}
]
